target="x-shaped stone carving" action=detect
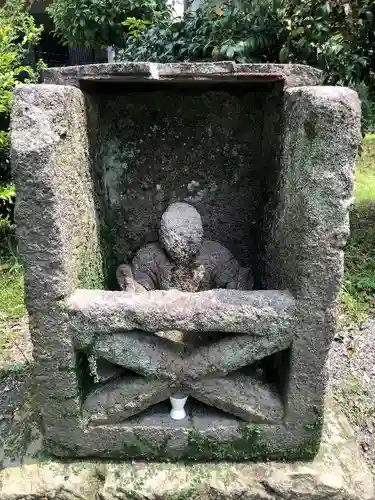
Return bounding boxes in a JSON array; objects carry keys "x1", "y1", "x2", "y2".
[
  {"x1": 67, "y1": 288, "x2": 296, "y2": 425},
  {"x1": 83, "y1": 328, "x2": 292, "y2": 425}
]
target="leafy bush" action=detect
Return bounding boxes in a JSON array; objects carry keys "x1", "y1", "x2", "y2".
[
  {"x1": 0, "y1": 0, "x2": 42, "y2": 236},
  {"x1": 119, "y1": 0, "x2": 285, "y2": 63},
  {"x1": 48, "y1": 0, "x2": 167, "y2": 49},
  {"x1": 119, "y1": 0, "x2": 375, "y2": 87},
  {"x1": 0, "y1": 0, "x2": 42, "y2": 181},
  {"x1": 0, "y1": 183, "x2": 15, "y2": 219},
  {"x1": 355, "y1": 82, "x2": 375, "y2": 136},
  {"x1": 0, "y1": 185, "x2": 15, "y2": 252},
  {"x1": 281, "y1": 0, "x2": 374, "y2": 85}
]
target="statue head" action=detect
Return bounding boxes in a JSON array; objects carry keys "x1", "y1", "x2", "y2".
[{"x1": 159, "y1": 202, "x2": 203, "y2": 265}]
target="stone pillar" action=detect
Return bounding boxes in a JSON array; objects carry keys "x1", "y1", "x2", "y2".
[
  {"x1": 265, "y1": 86, "x2": 362, "y2": 428},
  {"x1": 10, "y1": 84, "x2": 104, "y2": 443}
]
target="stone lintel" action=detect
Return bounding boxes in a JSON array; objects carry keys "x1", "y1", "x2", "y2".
[
  {"x1": 43, "y1": 62, "x2": 322, "y2": 88},
  {"x1": 66, "y1": 289, "x2": 296, "y2": 342}
]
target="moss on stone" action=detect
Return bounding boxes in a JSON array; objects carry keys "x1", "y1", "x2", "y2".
[
  {"x1": 47, "y1": 438, "x2": 80, "y2": 456},
  {"x1": 122, "y1": 440, "x2": 147, "y2": 458},
  {"x1": 181, "y1": 424, "x2": 321, "y2": 462},
  {"x1": 77, "y1": 242, "x2": 105, "y2": 290},
  {"x1": 0, "y1": 362, "x2": 31, "y2": 380},
  {"x1": 182, "y1": 424, "x2": 272, "y2": 461},
  {"x1": 168, "y1": 489, "x2": 201, "y2": 500},
  {"x1": 284, "y1": 439, "x2": 320, "y2": 461},
  {"x1": 119, "y1": 431, "x2": 174, "y2": 460},
  {"x1": 304, "y1": 414, "x2": 324, "y2": 433}
]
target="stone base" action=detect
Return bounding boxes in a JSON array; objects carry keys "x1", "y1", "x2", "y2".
[{"x1": 0, "y1": 397, "x2": 373, "y2": 500}]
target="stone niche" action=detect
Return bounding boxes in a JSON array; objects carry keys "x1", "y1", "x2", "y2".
[{"x1": 11, "y1": 62, "x2": 361, "y2": 460}]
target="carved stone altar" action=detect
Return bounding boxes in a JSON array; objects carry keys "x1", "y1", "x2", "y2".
[{"x1": 11, "y1": 62, "x2": 361, "y2": 460}]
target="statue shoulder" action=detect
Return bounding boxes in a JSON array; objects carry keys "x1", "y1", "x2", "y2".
[
  {"x1": 200, "y1": 239, "x2": 235, "y2": 261},
  {"x1": 133, "y1": 242, "x2": 168, "y2": 268}
]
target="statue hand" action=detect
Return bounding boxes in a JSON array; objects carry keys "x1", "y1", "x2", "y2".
[
  {"x1": 116, "y1": 264, "x2": 136, "y2": 292},
  {"x1": 116, "y1": 264, "x2": 147, "y2": 293}
]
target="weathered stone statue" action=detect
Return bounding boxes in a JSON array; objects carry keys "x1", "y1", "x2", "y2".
[
  {"x1": 116, "y1": 202, "x2": 254, "y2": 293},
  {"x1": 116, "y1": 202, "x2": 255, "y2": 419}
]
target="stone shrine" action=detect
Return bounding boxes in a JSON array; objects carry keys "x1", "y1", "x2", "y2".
[{"x1": 11, "y1": 62, "x2": 361, "y2": 460}]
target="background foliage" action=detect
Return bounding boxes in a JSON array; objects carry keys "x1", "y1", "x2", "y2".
[
  {"x1": 119, "y1": 0, "x2": 286, "y2": 64},
  {"x1": 281, "y1": 0, "x2": 374, "y2": 85},
  {"x1": 0, "y1": 0, "x2": 42, "y2": 237},
  {"x1": 342, "y1": 134, "x2": 375, "y2": 325},
  {"x1": 47, "y1": 0, "x2": 167, "y2": 48},
  {"x1": 119, "y1": 0, "x2": 375, "y2": 87},
  {"x1": 119, "y1": 0, "x2": 375, "y2": 133}
]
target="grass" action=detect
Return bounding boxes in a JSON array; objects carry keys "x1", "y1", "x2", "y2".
[
  {"x1": 0, "y1": 248, "x2": 25, "y2": 325},
  {"x1": 0, "y1": 230, "x2": 29, "y2": 368},
  {"x1": 341, "y1": 134, "x2": 375, "y2": 326},
  {"x1": 339, "y1": 372, "x2": 375, "y2": 430},
  {"x1": 0, "y1": 231, "x2": 26, "y2": 353},
  {"x1": 0, "y1": 257, "x2": 25, "y2": 322}
]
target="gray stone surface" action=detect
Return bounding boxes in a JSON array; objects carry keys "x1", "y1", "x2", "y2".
[
  {"x1": 10, "y1": 66, "x2": 361, "y2": 461},
  {"x1": 181, "y1": 333, "x2": 292, "y2": 380},
  {"x1": 11, "y1": 84, "x2": 103, "y2": 307},
  {"x1": 85, "y1": 78, "x2": 281, "y2": 274},
  {"x1": 264, "y1": 86, "x2": 362, "y2": 430},
  {"x1": 43, "y1": 61, "x2": 322, "y2": 88},
  {"x1": 11, "y1": 84, "x2": 104, "y2": 445},
  {"x1": 190, "y1": 373, "x2": 284, "y2": 423},
  {"x1": 85, "y1": 322, "x2": 291, "y2": 420},
  {"x1": 95, "y1": 358, "x2": 126, "y2": 384},
  {"x1": 84, "y1": 376, "x2": 171, "y2": 425},
  {"x1": 160, "y1": 202, "x2": 203, "y2": 265},
  {"x1": 86, "y1": 326, "x2": 290, "y2": 424},
  {"x1": 0, "y1": 397, "x2": 373, "y2": 500},
  {"x1": 67, "y1": 289, "x2": 296, "y2": 343},
  {"x1": 92, "y1": 330, "x2": 184, "y2": 381}
]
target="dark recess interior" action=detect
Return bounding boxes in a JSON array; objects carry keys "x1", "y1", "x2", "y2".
[{"x1": 83, "y1": 77, "x2": 285, "y2": 290}]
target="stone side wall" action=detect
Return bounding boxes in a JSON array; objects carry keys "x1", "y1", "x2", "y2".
[
  {"x1": 10, "y1": 84, "x2": 104, "y2": 441},
  {"x1": 265, "y1": 87, "x2": 362, "y2": 427}
]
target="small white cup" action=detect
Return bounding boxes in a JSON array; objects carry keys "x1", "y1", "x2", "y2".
[{"x1": 169, "y1": 393, "x2": 188, "y2": 420}]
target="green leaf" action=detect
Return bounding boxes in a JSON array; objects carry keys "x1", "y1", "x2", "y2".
[
  {"x1": 226, "y1": 46, "x2": 234, "y2": 59},
  {"x1": 322, "y1": 2, "x2": 330, "y2": 15},
  {"x1": 233, "y1": 41, "x2": 245, "y2": 55},
  {"x1": 0, "y1": 183, "x2": 15, "y2": 202},
  {"x1": 220, "y1": 44, "x2": 229, "y2": 56},
  {"x1": 279, "y1": 46, "x2": 289, "y2": 63}
]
